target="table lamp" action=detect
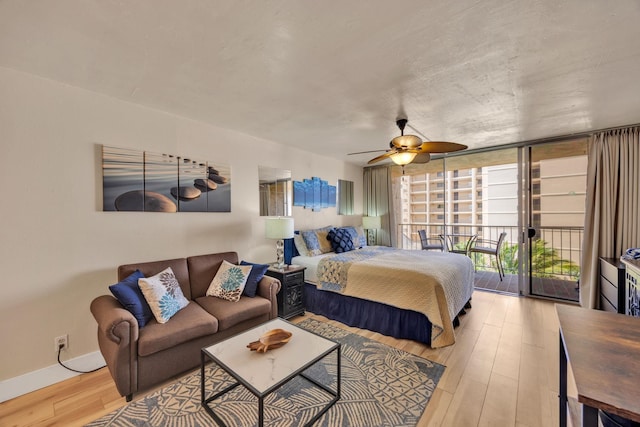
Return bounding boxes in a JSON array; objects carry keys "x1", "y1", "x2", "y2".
[
  {"x1": 265, "y1": 217, "x2": 294, "y2": 269},
  {"x1": 362, "y1": 216, "x2": 381, "y2": 246}
]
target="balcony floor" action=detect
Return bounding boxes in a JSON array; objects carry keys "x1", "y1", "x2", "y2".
[{"x1": 474, "y1": 270, "x2": 580, "y2": 302}]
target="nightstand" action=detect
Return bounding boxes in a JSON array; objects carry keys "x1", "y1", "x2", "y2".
[{"x1": 264, "y1": 265, "x2": 306, "y2": 319}]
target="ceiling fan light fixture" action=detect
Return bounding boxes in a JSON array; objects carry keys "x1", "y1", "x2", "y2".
[{"x1": 390, "y1": 151, "x2": 417, "y2": 165}]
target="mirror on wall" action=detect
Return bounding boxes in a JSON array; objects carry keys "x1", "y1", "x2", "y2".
[
  {"x1": 259, "y1": 166, "x2": 292, "y2": 216},
  {"x1": 337, "y1": 179, "x2": 354, "y2": 215}
]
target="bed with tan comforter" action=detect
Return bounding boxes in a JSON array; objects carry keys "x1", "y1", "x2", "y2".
[{"x1": 313, "y1": 246, "x2": 474, "y2": 348}]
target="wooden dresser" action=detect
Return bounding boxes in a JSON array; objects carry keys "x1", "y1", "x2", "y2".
[{"x1": 599, "y1": 257, "x2": 625, "y2": 313}]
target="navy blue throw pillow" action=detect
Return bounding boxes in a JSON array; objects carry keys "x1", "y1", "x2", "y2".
[
  {"x1": 327, "y1": 228, "x2": 356, "y2": 253},
  {"x1": 240, "y1": 261, "x2": 270, "y2": 297},
  {"x1": 108, "y1": 269, "x2": 153, "y2": 327}
]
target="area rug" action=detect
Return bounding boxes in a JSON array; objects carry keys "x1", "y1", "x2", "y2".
[{"x1": 86, "y1": 319, "x2": 445, "y2": 427}]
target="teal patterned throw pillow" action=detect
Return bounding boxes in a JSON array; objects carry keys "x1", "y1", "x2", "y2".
[
  {"x1": 138, "y1": 267, "x2": 190, "y2": 324},
  {"x1": 206, "y1": 260, "x2": 252, "y2": 302}
]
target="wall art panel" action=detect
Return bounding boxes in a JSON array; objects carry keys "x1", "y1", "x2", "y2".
[
  {"x1": 102, "y1": 145, "x2": 231, "y2": 213},
  {"x1": 293, "y1": 176, "x2": 336, "y2": 212}
]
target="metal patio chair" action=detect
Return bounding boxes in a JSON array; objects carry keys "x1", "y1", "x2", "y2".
[
  {"x1": 469, "y1": 231, "x2": 508, "y2": 281},
  {"x1": 418, "y1": 229, "x2": 444, "y2": 251}
]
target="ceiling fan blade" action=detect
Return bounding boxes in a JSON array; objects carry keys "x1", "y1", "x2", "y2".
[
  {"x1": 419, "y1": 141, "x2": 468, "y2": 154},
  {"x1": 347, "y1": 149, "x2": 387, "y2": 155},
  {"x1": 367, "y1": 151, "x2": 395, "y2": 164},
  {"x1": 412, "y1": 153, "x2": 431, "y2": 164}
]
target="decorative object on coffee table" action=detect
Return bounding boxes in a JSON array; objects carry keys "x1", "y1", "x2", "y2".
[{"x1": 247, "y1": 328, "x2": 293, "y2": 352}]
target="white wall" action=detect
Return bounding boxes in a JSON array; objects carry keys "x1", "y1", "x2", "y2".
[{"x1": 0, "y1": 66, "x2": 362, "y2": 395}]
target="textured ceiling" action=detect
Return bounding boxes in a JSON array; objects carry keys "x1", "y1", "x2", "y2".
[{"x1": 2, "y1": 0, "x2": 640, "y2": 165}]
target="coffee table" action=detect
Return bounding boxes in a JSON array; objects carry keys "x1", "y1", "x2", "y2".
[{"x1": 200, "y1": 318, "x2": 340, "y2": 426}]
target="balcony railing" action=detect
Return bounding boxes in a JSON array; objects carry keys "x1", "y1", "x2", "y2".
[{"x1": 396, "y1": 223, "x2": 583, "y2": 296}]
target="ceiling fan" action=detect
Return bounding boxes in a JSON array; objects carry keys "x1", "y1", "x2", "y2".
[{"x1": 350, "y1": 119, "x2": 468, "y2": 166}]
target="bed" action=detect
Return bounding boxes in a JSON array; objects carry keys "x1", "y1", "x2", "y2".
[{"x1": 285, "y1": 229, "x2": 474, "y2": 348}]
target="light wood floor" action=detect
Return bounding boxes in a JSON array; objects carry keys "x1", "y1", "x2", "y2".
[{"x1": 0, "y1": 291, "x2": 574, "y2": 427}]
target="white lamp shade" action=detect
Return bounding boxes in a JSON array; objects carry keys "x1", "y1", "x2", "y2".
[
  {"x1": 265, "y1": 217, "x2": 294, "y2": 239},
  {"x1": 362, "y1": 216, "x2": 381, "y2": 230},
  {"x1": 390, "y1": 151, "x2": 417, "y2": 165}
]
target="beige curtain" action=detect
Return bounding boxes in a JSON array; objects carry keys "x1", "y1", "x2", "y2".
[
  {"x1": 363, "y1": 166, "x2": 394, "y2": 246},
  {"x1": 581, "y1": 127, "x2": 640, "y2": 308}
]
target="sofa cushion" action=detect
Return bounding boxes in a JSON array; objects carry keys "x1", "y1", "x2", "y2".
[
  {"x1": 195, "y1": 295, "x2": 271, "y2": 331},
  {"x1": 137, "y1": 302, "x2": 218, "y2": 357},
  {"x1": 138, "y1": 267, "x2": 190, "y2": 324},
  {"x1": 187, "y1": 252, "x2": 239, "y2": 299},
  {"x1": 206, "y1": 260, "x2": 252, "y2": 302},
  {"x1": 119, "y1": 257, "x2": 191, "y2": 300},
  {"x1": 108, "y1": 269, "x2": 154, "y2": 328},
  {"x1": 240, "y1": 261, "x2": 270, "y2": 297}
]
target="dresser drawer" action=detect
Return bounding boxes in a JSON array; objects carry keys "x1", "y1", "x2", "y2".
[
  {"x1": 600, "y1": 258, "x2": 621, "y2": 283},
  {"x1": 600, "y1": 275, "x2": 618, "y2": 311},
  {"x1": 283, "y1": 271, "x2": 304, "y2": 285},
  {"x1": 601, "y1": 295, "x2": 617, "y2": 313}
]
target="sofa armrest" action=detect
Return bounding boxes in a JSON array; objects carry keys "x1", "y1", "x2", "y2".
[
  {"x1": 90, "y1": 295, "x2": 140, "y2": 398},
  {"x1": 256, "y1": 276, "x2": 281, "y2": 319},
  {"x1": 91, "y1": 295, "x2": 139, "y2": 342}
]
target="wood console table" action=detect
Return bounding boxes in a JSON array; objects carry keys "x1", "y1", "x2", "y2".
[{"x1": 557, "y1": 304, "x2": 640, "y2": 426}]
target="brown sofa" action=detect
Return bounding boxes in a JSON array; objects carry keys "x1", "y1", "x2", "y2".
[{"x1": 90, "y1": 252, "x2": 281, "y2": 401}]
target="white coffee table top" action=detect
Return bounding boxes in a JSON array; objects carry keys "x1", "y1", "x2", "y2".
[{"x1": 202, "y1": 318, "x2": 338, "y2": 394}]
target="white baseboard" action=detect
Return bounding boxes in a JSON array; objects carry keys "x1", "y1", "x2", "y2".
[{"x1": 0, "y1": 351, "x2": 106, "y2": 403}]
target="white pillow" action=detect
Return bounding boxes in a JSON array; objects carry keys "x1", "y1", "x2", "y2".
[
  {"x1": 138, "y1": 267, "x2": 190, "y2": 324},
  {"x1": 354, "y1": 225, "x2": 368, "y2": 247},
  {"x1": 294, "y1": 234, "x2": 310, "y2": 257},
  {"x1": 206, "y1": 260, "x2": 252, "y2": 302}
]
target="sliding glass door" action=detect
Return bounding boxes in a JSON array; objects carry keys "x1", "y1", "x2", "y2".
[{"x1": 526, "y1": 139, "x2": 587, "y2": 302}]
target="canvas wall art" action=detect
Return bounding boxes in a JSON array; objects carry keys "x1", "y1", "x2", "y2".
[
  {"x1": 293, "y1": 176, "x2": 336, "y2": 211},
  {"x1": 102, "y1": 145, "x2": 231, "y2": 212}
]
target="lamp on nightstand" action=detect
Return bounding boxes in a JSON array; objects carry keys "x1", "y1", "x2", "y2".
[
  {"x1": 362, "y1": 216, "x2": 381, "y2": 246},
  {"x1": 265, "y1": 217, "x2": 294, "y2": 269}
]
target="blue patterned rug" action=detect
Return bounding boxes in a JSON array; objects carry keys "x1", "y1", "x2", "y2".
[{"x1": 86, "y1": 319, "x2": 444, "y2": 427}]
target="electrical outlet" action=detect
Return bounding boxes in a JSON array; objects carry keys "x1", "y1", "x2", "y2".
[{"x1": 55, "y1": 334, "x2": 68, "y2": 352}]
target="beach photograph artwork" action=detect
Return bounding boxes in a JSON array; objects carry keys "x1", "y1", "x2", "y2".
[{"x1": 102, "y1": 145, "x2": 231, "y2": 213}]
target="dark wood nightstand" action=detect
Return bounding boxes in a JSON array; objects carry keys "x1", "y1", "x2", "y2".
[{"x1": 264, "y1": 265, "x2": 306, "y2": 319}]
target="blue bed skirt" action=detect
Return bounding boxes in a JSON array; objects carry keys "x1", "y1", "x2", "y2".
[{"x1": 303, "y1": 282, "x2": 432, "y2": 345}]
